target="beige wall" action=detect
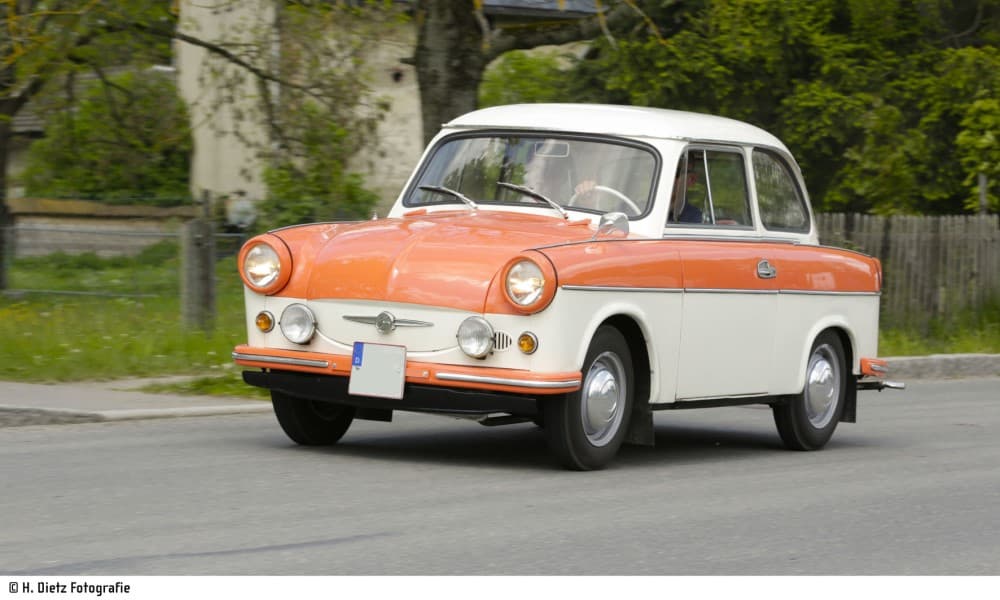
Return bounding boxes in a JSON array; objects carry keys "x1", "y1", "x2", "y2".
[
  {"x1": 176, "y1": 0, "x2": 273, "y2": 225},
  {"x1": 350, "y1": 20, "x2": 424, "y2": 215}
]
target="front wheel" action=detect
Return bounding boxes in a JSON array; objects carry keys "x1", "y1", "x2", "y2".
[
  {"x1": 543, "y1": 326, "x2": 634, "y2": 470},
  {"x1": 271, "y1": 390, "x2": 355, "y2": 446},
  {"x1": 772, "y1": 331, "x2": 847, "y2": 450}
]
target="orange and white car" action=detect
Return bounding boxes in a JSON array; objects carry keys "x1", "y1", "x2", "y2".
[{"x1": 233, "y1": 103, "x2": 902, "y2": 470}]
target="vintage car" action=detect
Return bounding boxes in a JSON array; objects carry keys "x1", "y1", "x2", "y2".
[{"x1": 233, "y1": 103, "x2": 902, "y2": 470}]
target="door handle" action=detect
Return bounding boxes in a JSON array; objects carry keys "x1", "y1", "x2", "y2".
[{"x1": 757, "y1": 259, "x2": 777, "y2": 279}]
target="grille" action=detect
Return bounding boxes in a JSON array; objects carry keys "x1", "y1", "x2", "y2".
[{"x1": 493, "y1": 331, "x2": 513, "y2": 352}]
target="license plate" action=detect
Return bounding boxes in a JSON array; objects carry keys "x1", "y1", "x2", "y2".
[{"x1": 348, "y1": 342, "x2": 406, "y2": 399}]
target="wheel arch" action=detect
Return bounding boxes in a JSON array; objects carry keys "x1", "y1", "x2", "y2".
[
  {"x1": 798, "y1": 324, "x2": 857, "y2": 424},
  {"x1": 601, "y1": 314, "x2": 655, "y2": 446}
]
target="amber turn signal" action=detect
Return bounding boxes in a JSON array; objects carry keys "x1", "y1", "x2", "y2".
[
  {"x1": 255, "y1": 311, "x2": 275, "y2": 333},
  {"x1": 517, "y1": 332, "x2": 538, "y2": 354}
]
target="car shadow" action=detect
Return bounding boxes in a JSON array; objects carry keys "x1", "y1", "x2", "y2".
[{"x1": 252, "y1": 405, "x2": 873, "y2": 470}]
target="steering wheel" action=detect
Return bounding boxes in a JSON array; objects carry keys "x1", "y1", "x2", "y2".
[{"x1": 568, "y1": 185, "x2": 642, "y2": 215}]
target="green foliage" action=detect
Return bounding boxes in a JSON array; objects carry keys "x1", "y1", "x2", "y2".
[
  {"x1": 572, "y1": 0, "x2": 1000, "y2": 215},
  {"x1": 258, "y1": 102, "x2": 379, "y2": 227},
  {"x1": 248, "y1": 3, "x2": 392, "y2": 228},
  {"x1": 21, "y1": 71, "x2": 192, "y2": 203},
  {"x1": 0, "y1": 251, "x2": 247, "y2": 382},
  {"x1": 479, "y1": 49, "x2": 577, "y2": 107},
  {"x1": 956, "y1": 97, "x2": 1000, "y2": 213}
]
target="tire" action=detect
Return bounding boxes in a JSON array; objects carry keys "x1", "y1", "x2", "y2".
[
  {"x1": 773, "y1": 331, "x2": 847, "y2": 451},
  {"x1": 271, "y1": 390, "x2": 356, "y2": 446},
  {"x1": 543, "y1": 325, "x2": 634, "y2": 470}
]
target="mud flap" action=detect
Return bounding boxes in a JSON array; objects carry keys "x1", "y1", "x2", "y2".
[{"x1": 625, "y1": 402, "x2": 655, "y2": 446}]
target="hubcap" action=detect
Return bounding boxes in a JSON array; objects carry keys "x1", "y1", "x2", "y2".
[
  {"x1": 804, "y1": 344, "x2": 841, "y2": 429},
  {"x1": 581, "y1": 351, "x2": 626, "y2": 447}
]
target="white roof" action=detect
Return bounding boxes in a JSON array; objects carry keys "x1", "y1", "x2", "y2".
[{"x1": 445, "y1": 103, "x2": 789, "y2": 152}]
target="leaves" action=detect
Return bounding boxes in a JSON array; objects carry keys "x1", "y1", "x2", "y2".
[{"x1": 21, "y1": 70, "x2": 192, "y2": 203}]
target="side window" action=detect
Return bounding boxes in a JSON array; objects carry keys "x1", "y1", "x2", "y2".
[
  {"x1": 753, "y1": 150, "x2": 809, "y2": 232},
  {"x1": 667, "y1": 148, "x2": 751, "y2": 227}
]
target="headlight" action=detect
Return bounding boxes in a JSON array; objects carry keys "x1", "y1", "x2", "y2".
[
  {"x1": 506, "y1": 260, "x2": 545, "y2": 306},
  {"x1": 280, "y1": 303, "x2": 316, "y2": 344},
  {"x1": 237, "y1": 235, "x2": 292, "y2": 295},
  {"x1": 457, "y1": 316, "x2": 494, "y2": 359},
  {"x1": 244, "y1": 244, "x2": 281, "y2": 288}
]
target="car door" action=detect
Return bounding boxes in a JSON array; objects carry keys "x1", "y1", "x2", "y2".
[{"x1": 668, "y1": 147, "x2": 778, "y2": 400}]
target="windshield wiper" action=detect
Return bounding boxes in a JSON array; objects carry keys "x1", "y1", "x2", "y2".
[
  {"x1": 418, "y1": 185, "x2": 478, "y2": 211},
  {"x1": 496, "y1": 182, "x2": 569, "y2": 220}
]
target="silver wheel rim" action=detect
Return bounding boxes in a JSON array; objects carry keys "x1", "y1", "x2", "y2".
[
  {"x1": 581, "y1": 351, "x2": 626, "y2": 447},
  {"x1": 804, "y1": 343, "x2": 841, "y2": 429}
]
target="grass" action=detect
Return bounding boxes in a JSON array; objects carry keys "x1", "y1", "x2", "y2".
[
  {"x1": 1, "y1": 246, "x2": 998, "y2": 398},
  {"x1": 0, "y1": 242, "x2": 254, "y2": 395}
]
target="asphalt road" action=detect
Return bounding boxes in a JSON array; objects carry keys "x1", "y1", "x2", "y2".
[{"x1": 1, "y1": 377, "x2": 998, "y2": 576}]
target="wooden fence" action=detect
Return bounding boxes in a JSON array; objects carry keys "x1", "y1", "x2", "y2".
[{"x1": 816, "y1": 214, "x2": 1000, "y2": 327}]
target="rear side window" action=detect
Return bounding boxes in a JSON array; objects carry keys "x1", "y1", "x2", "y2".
[{"x1": 753, "y1": 150, "x2": 809, "y2": 232}]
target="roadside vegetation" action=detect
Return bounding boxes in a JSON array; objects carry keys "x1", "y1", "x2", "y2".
[
  {"x1": 0, "y1": 250, "x2": 997, "y2": 398},
  {"x1": 0, "y1": 244, "x2": 265, "y2": 398}
]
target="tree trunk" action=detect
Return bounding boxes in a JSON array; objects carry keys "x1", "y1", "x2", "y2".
[
  {"x1": 413, "y1": 1, "x2": 489, "y2": 145},
  {"x1": 0, "y1": 118, "x2": 9, "y2": 290},
  {"x1": 0, "y1": 63, "x2": 13, "y2": 290}
]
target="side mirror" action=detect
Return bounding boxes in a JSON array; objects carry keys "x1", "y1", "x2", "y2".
[{"x1": 592, "y1": 212, "x2": 629, "y2": 240}]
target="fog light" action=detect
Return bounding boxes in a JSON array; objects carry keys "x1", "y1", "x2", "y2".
[
  {"x1": 457, "y1": 316, "x2": 494, "y2": 358},
  {"x1": 255, "y1": 311, "x2": 275, "y2": 333},
  {"x1": 517, "y1": 332, "x2": 538, "y2": 354},
  {"x1": 280, "y1": 303, "x2": 316, "y2": 345}
]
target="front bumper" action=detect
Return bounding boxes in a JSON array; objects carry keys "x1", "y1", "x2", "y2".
[
  {"x1": 233, "y1": 345, "x2": 582, "y2": 395},
  {"x1": 243, "y1": 369, "x2": 544, "y2": 417}
]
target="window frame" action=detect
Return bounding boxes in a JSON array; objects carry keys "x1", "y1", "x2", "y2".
[
  {"x1": 665, "y1": 144, "x2": 754, "y2": 231},
  {"x1": 751, "y1": 148, "x2": 812, "y2": 235}
]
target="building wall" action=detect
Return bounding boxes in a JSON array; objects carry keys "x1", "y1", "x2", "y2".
[
  {"x1": 350, "y1": 19, "x2": 424, "y2": 215},
  {"x1": 176, "y1": 0, "x2": 273, "y2": 224}
]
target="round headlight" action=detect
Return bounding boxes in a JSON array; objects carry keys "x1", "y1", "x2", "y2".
[
  {"x1": 506, "y1": 260, "x2": 545, "y2": 306},
  {"x1": 244, "y1": 244, "x2": 281, "y2": 288},
  {"x1": 457, "y1": 316, "x2": 494, "y2": 359},
  {"x1": 279, "y1": 303, "x2": 316, "y2": 345}
]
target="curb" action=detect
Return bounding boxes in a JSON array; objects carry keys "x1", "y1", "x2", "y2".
[
  {"x1": 0, "y1": 403, "x2": 271, "y2": 428},
  {"x1": 886, "y1": 354, "x2": 1000, "y2": 380}
]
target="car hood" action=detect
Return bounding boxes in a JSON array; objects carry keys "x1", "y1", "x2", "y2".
[{"x1": 275, "y1": 210, "x2": 598, "y2": 312}]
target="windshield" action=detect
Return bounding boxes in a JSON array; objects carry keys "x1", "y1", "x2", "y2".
[{"x1": 404, "y1": 134, "x2": 658, "y2": 217}]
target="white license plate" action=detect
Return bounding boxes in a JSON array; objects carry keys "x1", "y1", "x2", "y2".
[{"x1": 348, "y1": 342, "x2": 406, "y2": 399}]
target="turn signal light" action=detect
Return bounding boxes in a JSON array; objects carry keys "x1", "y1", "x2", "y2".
[
  {"x1": 517, "y1": 332, "x2": 538, "y2": 354},
  {"x1": 255, "y1": 311, "x2": 275, "y2": 333}
]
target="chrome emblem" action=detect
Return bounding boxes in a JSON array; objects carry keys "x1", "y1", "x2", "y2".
[
  {"x1": 374, "y1": 311, "x2": 396, "y2": 334},
  {"x1": 343, "y1": 313, "x2": 434, "y2": 332}
]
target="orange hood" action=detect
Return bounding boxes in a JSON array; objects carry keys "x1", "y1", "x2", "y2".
[{"x1": 272, "y1": 210, "x2": 596, "y2": 312}]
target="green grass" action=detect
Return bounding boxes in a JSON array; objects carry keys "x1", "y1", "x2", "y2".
[
  {"x1": 878, "y1": 302, "x2": 1000, "y2": 356},
  {"x1": 0, "y1": 243, "x2": 249, "y2": 387},
  {"x1": 1, "y1": 248, "x2": 998, "y2": 398},
  {"x1": 138, "y1": 373, "x2": 269, "y2": 399}
]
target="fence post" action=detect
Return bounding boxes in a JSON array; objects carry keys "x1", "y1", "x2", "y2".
[{"x1": 181, "y1": 193, "x2": 216, "y2": 332}]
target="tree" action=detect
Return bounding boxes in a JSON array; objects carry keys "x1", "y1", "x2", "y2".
[
  {"x1": 0, "y1": 0, "x2": 389, "y2": 287},
  {"x1": 22, "y1": 69, "x2": 192, "y2": 202},
  {"x1": 571, "y1": 0, "x2": 1000, "y2": 214},
  {"x1": 411, "y1": 0, "x2": 660, "y2": 144}
]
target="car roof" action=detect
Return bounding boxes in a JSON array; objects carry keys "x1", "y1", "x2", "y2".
[{"x1": 444, "y1": 103, "x2": 790, "y2": 152}]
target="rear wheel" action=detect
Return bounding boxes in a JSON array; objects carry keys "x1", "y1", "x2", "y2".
[
  {"x1": 773, "y1": 331, "x2": 847, "y2": 450},
  {"x1": 271, "y1": 390, "x2": 355, "y2": 445},
  {"x1": 543, "y1": 326, "x2": 634, "y2": 470}
]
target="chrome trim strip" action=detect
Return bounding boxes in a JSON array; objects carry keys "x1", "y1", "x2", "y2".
[
  {"x1": 778, "y1": 290, "x2": 881, "y2": 297},
  {"x1": 684, "y1": 288, "x2": 778, "y2": 295},
  {"x1": 436, "y1": 372, "x2": 581, "y2": 389},
  {"x1": 342, "y1": 315, "x2": 433, "y2": 327},
  {"x1": 232, "y1": 352, "x2": 330, "y2": 369},
  {"x1": 561, "y1": 285, "x2": 683, "y2": 294},
  {"x1": 563, "y1": 285, "x2": 879, "y2": 297}
]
